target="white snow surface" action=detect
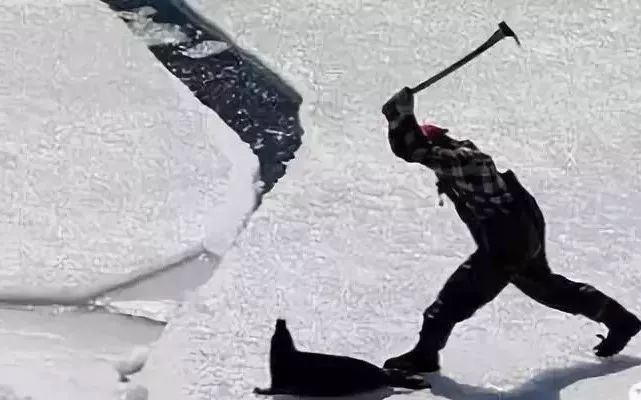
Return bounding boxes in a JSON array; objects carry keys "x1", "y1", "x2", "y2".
[
  {"x1": 0, "y1": 0, "x2": 258, "y2": 297},
  {"x1": 0, "y1": 306, "x2": 164, "y2": 400},
  {"x1": 140, "y1": 1, "x2": 641, "y2": 399}
]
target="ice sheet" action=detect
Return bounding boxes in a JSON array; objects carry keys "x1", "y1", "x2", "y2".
[
  {"x1": 0, "y1": 306, "x2": 164, "y2": 400},
  {"x1": 0, "y1": 0, "x2": 258, "y2": 297}
]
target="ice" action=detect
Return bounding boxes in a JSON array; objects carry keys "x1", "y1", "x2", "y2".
[
  {"x1": 0, "y1": 0, "x2": 258, "y2": 298},
  {"x1": 0, "y1": 306, "x2": 164, "y2": 400},
  {"x1": 115, "y1": 6, "x2": 190, "y2": 47},
  {"x1": 101, "y1": 300, "x2": 178, "y2": 324},
  {"x1": 0, "y1": 2, "x2": 258, "y2": 395},
  {"x1": 140, "y1": 1, "x2": 641, "y2": 399},
  {"x1": 179, "y1": 41, "x2": 230, "y2": 59},
  {"x1": 113, "y1": 345, "x2": 149, "y2": 382}
]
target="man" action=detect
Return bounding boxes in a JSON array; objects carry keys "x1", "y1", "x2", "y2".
[{"x1": 381, "y1": 86, "x2": 641, "y2": 374}]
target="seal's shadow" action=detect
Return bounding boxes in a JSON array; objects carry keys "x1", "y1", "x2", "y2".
[
  {"x1": 264, "y1": 355, "x2": 641, "y2": 400},
  {"x1": 269, "y1": 386, "x2": 395, "y2": 400}
]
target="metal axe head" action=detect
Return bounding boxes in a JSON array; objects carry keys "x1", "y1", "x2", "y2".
[{"x1": 498, "y1": 21, "x2": 521, "y2": 47}]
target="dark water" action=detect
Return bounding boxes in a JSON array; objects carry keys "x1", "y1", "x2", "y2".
[{"x1": 99, "y1": 0, "x2": 304, "y2": 196}]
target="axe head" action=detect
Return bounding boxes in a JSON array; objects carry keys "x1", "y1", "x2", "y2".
[{"x1": 498, "y1": 21, "x2": 521, "y2": 47}]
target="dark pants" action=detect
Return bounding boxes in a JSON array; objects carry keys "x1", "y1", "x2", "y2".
[
  {"x1": 420, "y1": 183, "x2": 616, "y2": 350},
  {"x1": 420, "y1": 247, "x2": 615, "y2": 350}
]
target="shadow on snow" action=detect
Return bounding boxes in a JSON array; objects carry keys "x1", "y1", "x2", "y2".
[{"x1": 264, "y1": 355, "x2": 641, "y2": 400}]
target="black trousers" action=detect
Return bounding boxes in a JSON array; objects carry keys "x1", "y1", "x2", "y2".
[{"x1": 420, "y1": 199, "x2": 615, "y2": 351}]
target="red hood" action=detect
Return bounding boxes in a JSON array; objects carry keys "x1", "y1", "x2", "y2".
[{"x1": 420, "y1": 124, "x2": 449, "y2": 139}]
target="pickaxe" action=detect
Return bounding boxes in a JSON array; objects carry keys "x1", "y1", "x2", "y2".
[{"x1": 411, "y1": 21, "x2": 521, "y2": 94}]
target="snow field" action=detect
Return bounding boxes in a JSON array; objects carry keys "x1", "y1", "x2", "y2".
[{"x1": 141, "y1": 1, "x2": 641, "y2": 399}]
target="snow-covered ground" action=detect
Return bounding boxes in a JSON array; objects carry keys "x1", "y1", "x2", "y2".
[{"x1": 139, "y1": 1, "x2": 641, "y2": 399}]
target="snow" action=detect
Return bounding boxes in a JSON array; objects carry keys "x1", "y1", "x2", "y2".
[
  {"x1": 0, "y1": 0, "x2": 258, "y2": 299},
  {"x1": 139, "y1": 0, "x2": 641, "y2": 399},
  {"x1": 0, "y1": 306, "x2": 164, "y2": 400}
]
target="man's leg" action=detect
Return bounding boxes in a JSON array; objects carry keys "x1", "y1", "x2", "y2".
[
  {"x1": 384, "y1": 250, "x2": 511, "y2": 373},
  {"x1": 511, "y1": 251, "x2": 641, "y2": 357}
]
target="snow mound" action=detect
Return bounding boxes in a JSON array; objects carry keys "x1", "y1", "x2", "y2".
[
  {"x1": 0, "y1": 0, "x2": 258, "y2": 296},
  {"x1": 113, "y1": 345, "x2": 150, "y2": 382}
]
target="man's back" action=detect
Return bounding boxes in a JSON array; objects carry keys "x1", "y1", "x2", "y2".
[{"x1": 385, "y1": 109, "x2": 515, "y2": 222}]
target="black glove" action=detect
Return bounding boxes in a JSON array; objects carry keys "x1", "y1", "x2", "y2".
[{"x1": 381, "y1": 87, "x2": 414, "y2": 119}]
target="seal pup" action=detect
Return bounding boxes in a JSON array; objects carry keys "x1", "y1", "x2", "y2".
[{"x1": 254, "y1": 319, "x2": 431, "y2": 396}]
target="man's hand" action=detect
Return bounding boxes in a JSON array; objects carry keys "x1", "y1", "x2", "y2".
[{"x1": 381, "y1": 87, "x2": 414, "y2": 119}]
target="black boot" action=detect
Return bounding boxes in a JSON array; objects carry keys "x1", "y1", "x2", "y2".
[
  {"x1": 383, "y1": 340, "x2": 440, "y2": 374},
  {"x1": 593, "y1": 300, "x2": 641, "y2": 357},
  {"x1": 383, "y1": 322, "x2": 448, "y2": 374},
  {"x1": 384, "y1": 311, "x2": 455, "y2": 373}
]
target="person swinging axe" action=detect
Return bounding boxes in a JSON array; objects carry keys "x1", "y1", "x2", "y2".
[{"x1": 380, "y1": 85, "x2": 640, "y2": 374}]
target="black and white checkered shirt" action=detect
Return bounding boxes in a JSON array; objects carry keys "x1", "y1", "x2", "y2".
[{"x1": 387, "y1": 112, "x2": 515, "y2": 221}]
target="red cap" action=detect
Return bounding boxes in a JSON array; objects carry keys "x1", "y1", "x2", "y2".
[{"x1": 420, "y1": 124, "x2": 449, "y2": 139}]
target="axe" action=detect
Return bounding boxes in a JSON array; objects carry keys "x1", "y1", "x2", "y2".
[{"x1": 411, "y1": 21, "x2": 521, "y2": 94}]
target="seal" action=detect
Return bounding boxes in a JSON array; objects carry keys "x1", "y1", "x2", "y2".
[{"x1": 254, "y1": 319, "x2": 431, "y2": 396}]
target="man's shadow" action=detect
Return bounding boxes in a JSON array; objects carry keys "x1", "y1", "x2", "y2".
[
  {"x1": 264, "y1": 355, "x2": 641, "y2": 400},
  {"x1": 428, "y1": 355, "x2": 641, "y2": 400}
]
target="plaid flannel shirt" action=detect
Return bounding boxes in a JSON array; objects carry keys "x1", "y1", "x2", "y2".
[{"x1": 387, "y1": 112, "x2": 515, "y2": 221}]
